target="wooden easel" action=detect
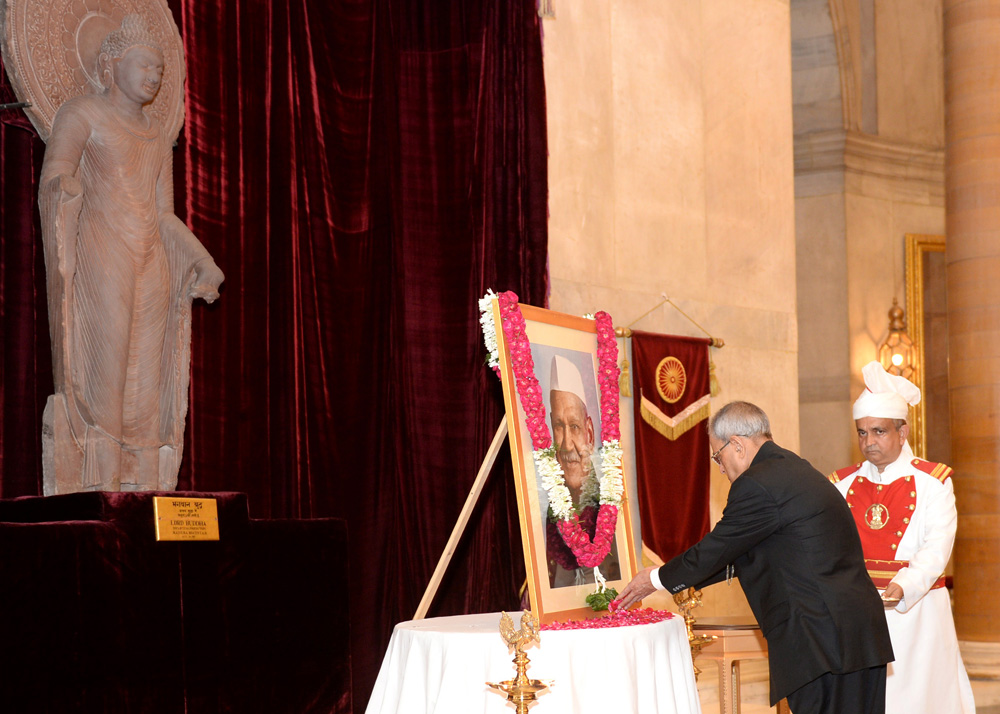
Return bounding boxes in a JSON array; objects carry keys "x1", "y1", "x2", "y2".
[{"x1": 413, "y1": 419, "x2": 509, "y2": 620}]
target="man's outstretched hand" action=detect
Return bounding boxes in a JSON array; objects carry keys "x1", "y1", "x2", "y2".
[{"x1": 612, "y1": 565, "x2": 658, "y2": 611}]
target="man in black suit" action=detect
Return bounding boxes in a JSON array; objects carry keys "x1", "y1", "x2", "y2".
[{"x1": 616, "y1": 401, "x2": 893, "y2": 713}]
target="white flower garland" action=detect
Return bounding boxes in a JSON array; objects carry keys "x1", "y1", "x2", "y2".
[
  {"x1": 576, "y1": 462, "x2": 602, "y2": 508},
  {"x1": 478, "y1": 289, "x2": 500, "y2": 370},
  {"x1": 598, "y1": 440, "x2": 624, "y2": 506},
  {"x1": 534, "y1": 447, "x2": 572, "y2": 519},
  {"x1": 533, "y1": 441, "x2": 623, "y2": 523}
]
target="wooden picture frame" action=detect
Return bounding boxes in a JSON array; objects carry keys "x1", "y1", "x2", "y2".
[
  {"x1": 492, "y1": 301, "x2": 639, "y2": 623},
  {"x1": 905, "y1": 233, "x2": 949, "y2": 461}
]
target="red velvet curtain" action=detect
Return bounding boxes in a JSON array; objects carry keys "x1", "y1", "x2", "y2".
[
  {"x1": 0, "y1": 83, "x2": 49, "y2": 499},
  {"x1": 0, "y1": 0, "x2": 547, "y2": 708}
]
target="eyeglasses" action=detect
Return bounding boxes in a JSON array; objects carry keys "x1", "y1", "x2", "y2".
[{"x1": 711, "y1": 440, "x2": 732, "y2": 465}]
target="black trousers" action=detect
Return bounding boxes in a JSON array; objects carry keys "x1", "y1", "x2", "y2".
[{"x1": 785, "y1": 665, "x2": 887, "y2": 714}]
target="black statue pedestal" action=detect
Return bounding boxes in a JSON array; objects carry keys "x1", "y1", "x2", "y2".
[{"x1": 0, "y1": 491, "x2": 351, "y2": 713}]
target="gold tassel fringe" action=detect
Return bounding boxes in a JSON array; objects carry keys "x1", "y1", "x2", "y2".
[
  {"x1": 640, "y1": 393, "x2": 711, "y2": 440},
  {"x1": 619, "y1": 357, "x2": 632, "y2": 397},
  {"x1": 709, "y1": 355, "x2": 720, "y2": 397}
]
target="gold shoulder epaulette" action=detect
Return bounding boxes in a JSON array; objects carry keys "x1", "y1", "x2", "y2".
[
  {"x1": 911, "y1": 458, "x2": 953, "y2": 483},
  {"x1": 828, "y1": 462, "x2": 863, "y2": 484}
]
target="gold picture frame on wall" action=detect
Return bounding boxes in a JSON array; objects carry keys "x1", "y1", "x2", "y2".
[
  {"x1": 491, "y1": 301, "x2": 639, "y2": 624},
  {"x1": 904, "y1": 234, "x2": 948, "y2": 460}
]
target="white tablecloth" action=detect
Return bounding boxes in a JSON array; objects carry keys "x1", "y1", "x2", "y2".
[{"x1": 366, "y1": 612, "x2": 702, "y2": 713}]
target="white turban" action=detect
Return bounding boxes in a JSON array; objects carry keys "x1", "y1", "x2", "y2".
[
  {"x1": 852, "y1": 360, "x2": 921, "y2": 420},
  {"x1": 550, "y1": 354, "x2": 587, "y2": 406}
]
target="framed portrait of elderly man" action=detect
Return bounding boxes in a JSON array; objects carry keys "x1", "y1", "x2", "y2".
[{"x1": 489, "y1": 297, "x2": 639, "y2": 623}]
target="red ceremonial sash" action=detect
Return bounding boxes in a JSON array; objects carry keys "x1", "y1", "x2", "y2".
[
  {"x1": 865, "y1": 558, "x2": 946, "y2": 590},
  {"x1": 845, "y1": 475, "x2": 916, "y2": 560},
  {"x1": 830, "y1": 459, "x2": 953, "y2": 591}
]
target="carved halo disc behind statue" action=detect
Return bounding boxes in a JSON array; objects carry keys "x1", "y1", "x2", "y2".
[{"x1": 0, "y1": 0, "x2": 185, "y2": 143}]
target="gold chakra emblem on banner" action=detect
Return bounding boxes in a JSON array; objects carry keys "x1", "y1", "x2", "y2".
[
  {"x1": 655, "y1": 356, "x2": 687, "y2": 404},
  {"x1": 865, "y1": 503, "x2": 889, "y2": 530}
]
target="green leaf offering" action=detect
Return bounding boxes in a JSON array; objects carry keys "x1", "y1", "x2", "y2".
[{"x1": 586, "y1": 587, "x2": 619, "y2": 612}]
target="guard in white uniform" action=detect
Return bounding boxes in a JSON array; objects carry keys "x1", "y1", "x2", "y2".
[{"x1": 829, "y1": 361, "x2": 975, "y2": 714}]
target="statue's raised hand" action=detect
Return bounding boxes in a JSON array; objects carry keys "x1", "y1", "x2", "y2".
[{"x1": 190, "y1": 257, "x2": 225, "y2": 303}]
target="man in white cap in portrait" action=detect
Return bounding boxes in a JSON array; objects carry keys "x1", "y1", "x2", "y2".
[
  {"x1": 828, "y1": 360, "x2": 975, "y2": 713},
  {"x1": 543, "y1": 354, "x2": 619, "y2": 587}
]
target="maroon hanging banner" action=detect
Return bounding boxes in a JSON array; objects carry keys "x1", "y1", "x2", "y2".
[{"x1": 630, "y1": 331, "x2": 712, "y2": 562}]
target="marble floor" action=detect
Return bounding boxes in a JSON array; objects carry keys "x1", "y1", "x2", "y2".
[
  {"x1": 695, "y1": 657, "x2": 771, "y2": 713},
  {"x1": 694, "y1": 658, "x2": 1000, "y2": 713}
]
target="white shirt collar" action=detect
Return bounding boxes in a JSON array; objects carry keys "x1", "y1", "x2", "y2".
[{"x1": 859, "y1": 441, "x2": 915, "y2": 484}]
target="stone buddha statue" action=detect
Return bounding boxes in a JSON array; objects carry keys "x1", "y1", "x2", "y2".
[{"x1": 37, "y1": 15, "x2": 224, "y2": 493}]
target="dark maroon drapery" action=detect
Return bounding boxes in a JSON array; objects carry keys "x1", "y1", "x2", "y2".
[
  {"x1": 0, "y1": 80, "x2": 49, "y2": 499},
  {"x1": 0, "y1": 0, "x2": 547, "y2": 709}
]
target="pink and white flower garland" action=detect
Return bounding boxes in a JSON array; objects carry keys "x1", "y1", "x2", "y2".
[{"x1": 480, "y1": 291, "x2": 624, "y2": 573}]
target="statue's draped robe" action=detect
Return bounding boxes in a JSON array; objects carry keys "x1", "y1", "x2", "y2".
[{"x1": 39, "y1": 95, "x2": 207, "y2": 493}]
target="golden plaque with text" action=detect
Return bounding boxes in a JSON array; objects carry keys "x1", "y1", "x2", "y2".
[{"x1": 153, "y1": 497, "x2": 220, "y2": 541}]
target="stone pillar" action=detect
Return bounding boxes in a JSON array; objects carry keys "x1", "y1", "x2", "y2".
[{"x1": 944, "y1": 0, "x2": 1000, "y2": 669}]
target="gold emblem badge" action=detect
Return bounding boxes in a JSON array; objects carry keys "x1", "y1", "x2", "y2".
[
  {"x1": 865, "y1": 503, "x2": 889, "y2": 530},
  {"x1": 655, "y1": 356, "x2": 687, "y2": 404}
]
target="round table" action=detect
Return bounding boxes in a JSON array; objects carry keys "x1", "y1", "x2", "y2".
[{"x1": 366, "y1": 611, "x2": 702, "y2": 713}]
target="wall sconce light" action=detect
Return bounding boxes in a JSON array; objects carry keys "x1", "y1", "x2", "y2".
[{"x1": 878, "y1": 298, "x2": 916, "y2": 380}]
